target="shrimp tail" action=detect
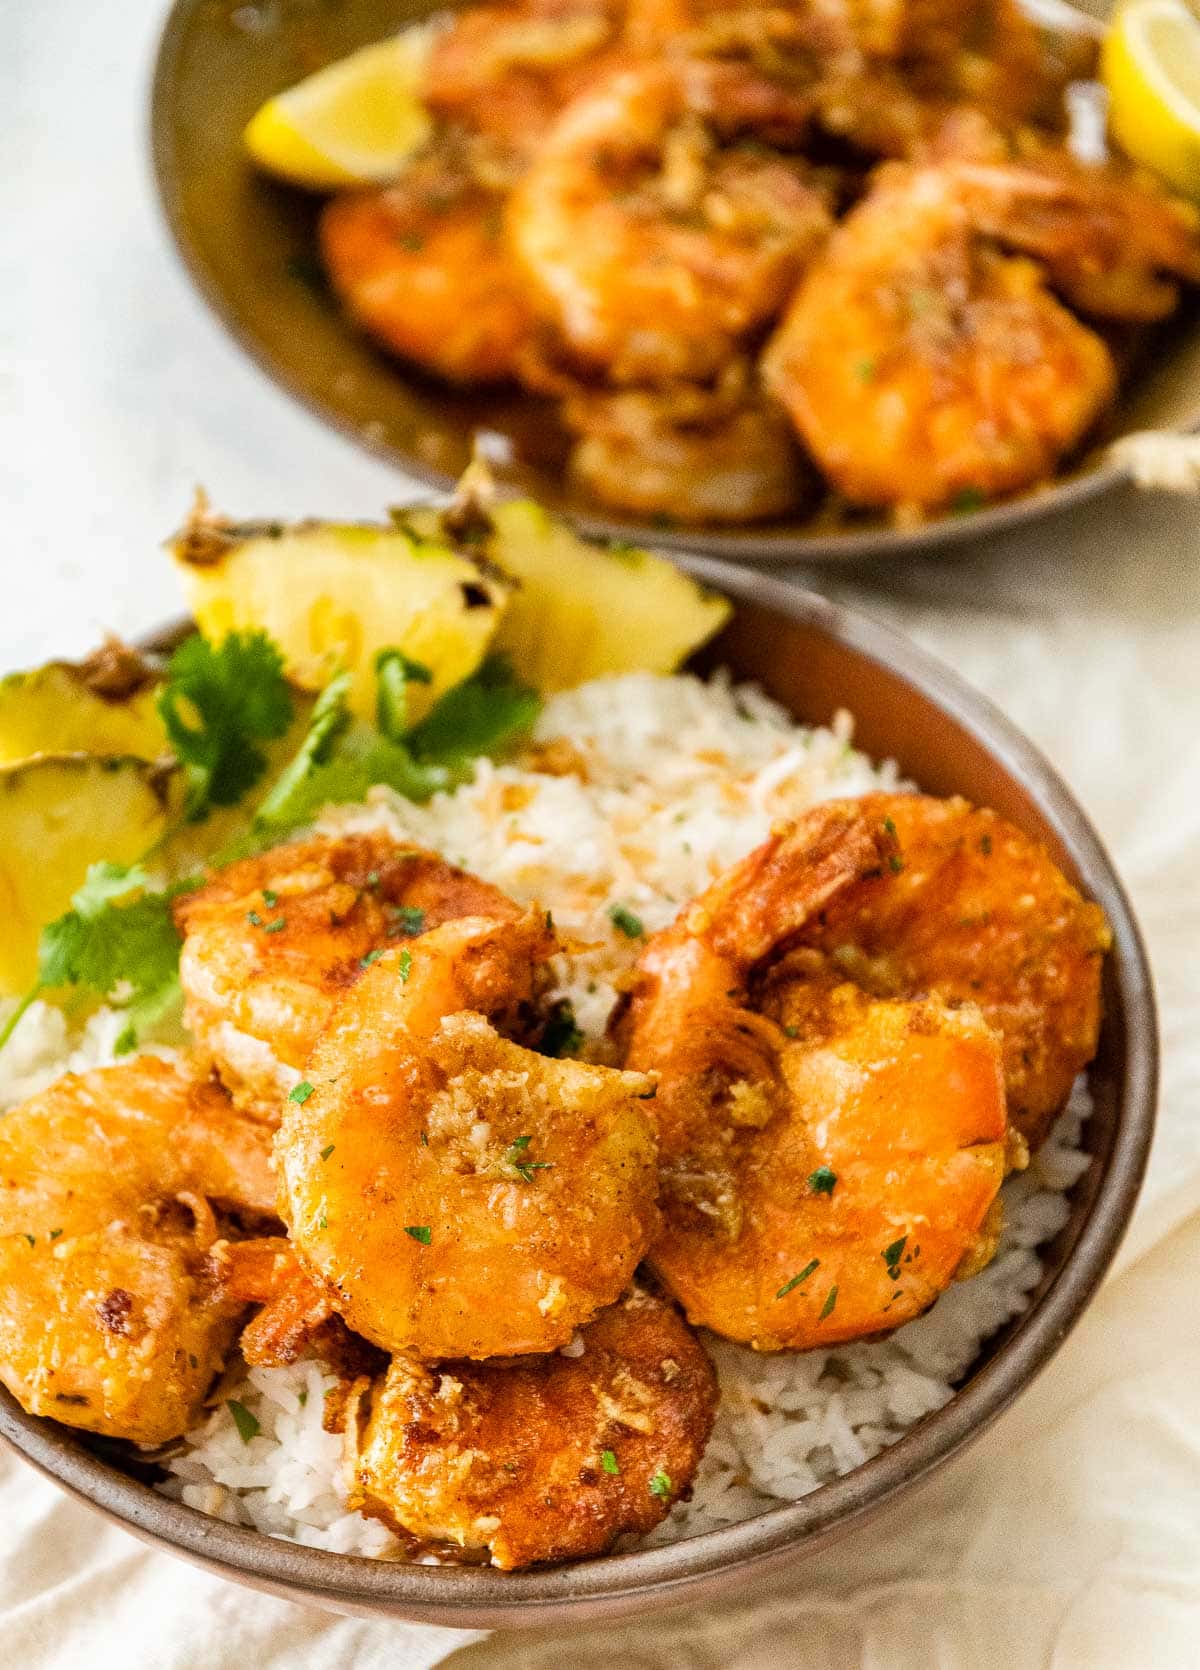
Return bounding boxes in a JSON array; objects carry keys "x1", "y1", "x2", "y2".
[{"x1": 696, "y1": 801, "x2": 896, "y2": 971}]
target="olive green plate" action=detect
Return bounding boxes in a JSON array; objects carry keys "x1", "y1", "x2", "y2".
[{"x1": 151, "y1": 0, "x2": 1200, "y2": 559}]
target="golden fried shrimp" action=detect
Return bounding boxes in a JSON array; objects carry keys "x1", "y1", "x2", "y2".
[
  {"x1": 0, "y1": 1057, "x2": 275, "y2": 1444},
  {"x1": 943, "y1": 152, "x2": 1200, "y2": 324},
  {"x1": 347, "y1": 1288, "x2": 716, "y2": 1568},
  {"x1": 789, "y1": 793, "x2": 1111, "y2": 1149},
  {"x1": 620, "y1": 806, "x2": 1009, "y2": 1349},
  {"x1": 561, "y1": 363, "x2": 810, "y2": 523},
  {"x1": 319, "y1": 150, "x2": 537, "y2": 385},
  {"x1": 898, "y1": 0, "x2": 1098, "y2": 129},
  {"x1": 762, "y1": 163, "x2": 1116, "y2": 511},
  {"x1": 424, "y1": 0, "x2": 626, "y2": 162},
  {"x1": 175, "y1": 832, "x2": 521, "y2": 1119},
  {"x1": 278, "y1": 913, "x2": 659, "y2": 1360},
  {"x1": 509, "y1": 61, "x2": 833, "y2": 384},
  {"x1": 209, "y1": 1236, "x2": 382, "y2": 1377}
]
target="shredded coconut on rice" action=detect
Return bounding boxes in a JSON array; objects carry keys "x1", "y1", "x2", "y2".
[{"x1": 0, "y1": 670, "x2": 1091, "y2": 1559}]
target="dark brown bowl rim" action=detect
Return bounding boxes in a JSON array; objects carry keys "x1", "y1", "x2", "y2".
[
  {"x1": 147, "y1": 0, "x2": 1194, "y2": 566},
  {"x1": 0, "y1": 563, "x2": 1157, "y2": 1625}
]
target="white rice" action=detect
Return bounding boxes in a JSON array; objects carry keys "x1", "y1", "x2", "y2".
[{"x1": 0, "y1": 671, "x2": 1090, "y2": 1560}]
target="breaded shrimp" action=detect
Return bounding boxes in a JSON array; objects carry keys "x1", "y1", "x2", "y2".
[
  {"x1": 790, "y1": 793, "x2": 1111, "y2": 1149},
  {"x1": 762, "y1": 163, "x2": 1117, "y2": 512},
  {"x1": 174, "y1": 832, "x2": 521, "y2": 1119},
  {"x1": 620, "y1": 806, "x2": 1009, "y2": 1349},
  {"x1": 509, "y1": 60, "x2": 833, "y2": 383},
  {"x1": 210, "y1": 1236, "x2": 381, "y2": 1377},
  {"x1": 0, "y1": 1057, "x2": 275, "y2": 1444},
  {"x1": 424, "y1": 0, "x2": 626, "y2": 162},
  {"x1": 278, "y1": 913, "x2": 660, "y2": 1360},
  {"x1": 561, "y1": 363, "x2": 809, "y2": 522},
  {"x1": 319, "y1": 147, "x2": 537, "y2": 385},
  {"x1": 347, "y1": 1288, "x2": 716, "y2": 1567}
]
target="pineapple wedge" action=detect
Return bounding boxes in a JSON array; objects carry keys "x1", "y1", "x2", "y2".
[
  {"x1": 170, "y1": 512, "x2": 509, "y2": 724},
  {"x1": 0, "y1": 755, "x2": 181, "y2": 992},
  {"x1": 0, "y1": 641, "x2": 167, "y2": 767},
  {"x1": 460, "y1": 499, "x2": 731, "y2": 691}
]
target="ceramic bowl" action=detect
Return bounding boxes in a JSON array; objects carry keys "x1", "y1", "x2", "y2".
[{"x1": 0, "y1": 562, "x2": 1156, "y2": 1624}]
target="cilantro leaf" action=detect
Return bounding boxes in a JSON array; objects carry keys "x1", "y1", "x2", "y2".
[
  {"x1": 28, "y1": 862, "x2": 186, "y2": 1053},
  {"x1": 158, "y1": 631, "x2": 293, "y2": 819},
  {"x1": 408, "y1": 656, "x2": 540, "y2": 768},
  {"x1": 252, "y1": 670, "x2": 448, "y2": 836},
  {"x1": 375, "y1": 648, "x2": 432, "y2": 742}
]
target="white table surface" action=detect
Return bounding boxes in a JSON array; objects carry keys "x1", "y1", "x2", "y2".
[{"x1": 4, "y1": 3, "x2": 1200, "y2": 1667}]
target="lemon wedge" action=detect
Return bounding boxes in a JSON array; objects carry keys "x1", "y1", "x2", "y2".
[
  {"x1": 1104, "y1": 0, "x2": 1200, "y2": 197},
  {"x1": 244, "y1": 29, "x2": 434, "y2": 190}
]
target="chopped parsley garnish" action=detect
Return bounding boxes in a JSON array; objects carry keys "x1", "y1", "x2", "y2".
[
  {"x1": 227, "y1": 1400, "x2": 261, "y2": 1443},
  {"x1": 776, "y1": 1259, "x2": 819, "y2": 1299},
  {"x1": 980, "y1": 833, "x2": 993, "y2": 856},
  {"x1": 504, "y1": 1134, "x2": 553, "y2": 1183},
  {"x1": 22, "y1": 1233, "x2": 35, "y2": 1248},
  {"x1": 289, "y1": 1081, "x2": 315, "y2": 1105},
  {"x1": 320, "y1": 1144, "x2": 335, "y2": 1161},
  {"x1": 819, "y1": 1285, "x2": 839, "y2": 1321},
  {"x1": 609, "y1": 903, "x2": 645, "y2": 939},
  {"x1": 49, "y1": 1228, "x2": 62, "y2": 1241},
  {"x1": 262, "y1": 889, "x2": 278, "y2": 906},
  {"x1": 951, "y1": 485, "x2": 987, "y2": 515},
  {"x1": 360, "y1": 948, "x2": 385, "y2": 968},
  {"x1": 247, "y1": 910, "x2": 264, "y2": 927},
  {"x1": 648, "y1": 1471, "x2": 672, "y2": 1499},
  {"x1": 390, "y1": 905, "x2": 425, "y2": 937},
  {"x1": 854, "y1": 357, "x2": 876, "y2": 383},
  {"x1": 808, "y1": 1167, "x2": 837, "y2": 1196},
  {"x1": 404, "y1": 1224, "x2": 432, "y2": 1245},
  {"x1": 887, "y1": 854, "x2": 904, "y2": 874},
  {"x1": 263, "y1": 916, "x2": 287, "y2": 933},
  {"x1": 882, "y1": 1235, "x2": 907, "y2": 1278},
  {"x1": 318, "y1": 1212, "x2": 328, "y2": 1230},
  {"x1": 297, "y1": 1389, "x2": 308, "y2": 1407},
  {"x1": 601, "y1": 1449, "x2": 620, "y2": 1476},
  {"x1": 783, "y1": 1024, "x2": 799, "y2": 1039},
  {"x1": 398, "y1": 948, "x2": 413, "y2": 983}
]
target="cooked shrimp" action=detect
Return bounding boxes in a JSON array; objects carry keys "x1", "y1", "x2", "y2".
[
  {"x1": 175, "y1": 832, "x2": 521, "y2": 1119},
  {"x1": 941, "y1": 149, "x2": 1200, "y2": 323},
  {"x1": 898, "y1": 0, "x2": 1098, "y2": 129},
  {"x1": 762, "y1": 162, "x2": 1117, "y2": 511},
  {"x1": 209, "y1": 1236, "x2": 381, "y2": 1377},
  {"x1": 319, "y1": 147, "x2": 537, "y2": 385},
  {"x1": 509, "y1": 60, "x2": 833, "y2": 383},
  {"x1": 561, "y1": 362, "x2": 810, "y2": 522},
  {"x1": 424, "y1": 0, "x2": 626, "y2": 163},
  {"x1": 347, "y1": 1288, "x2": 716, "y2": 1568},
  {"x1": 278, "y1": 913, "x2": 659, "y2": 1360},
  {"x1": 0, "y1": 1057, "x2": 275, "y2": 1444},
  {"x1": 789, "y1": 793, "x2": 1111, "y2": 1149},
  {"x1": 619, "y1": 805, "x2": 1009, "y2": 1349}
]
